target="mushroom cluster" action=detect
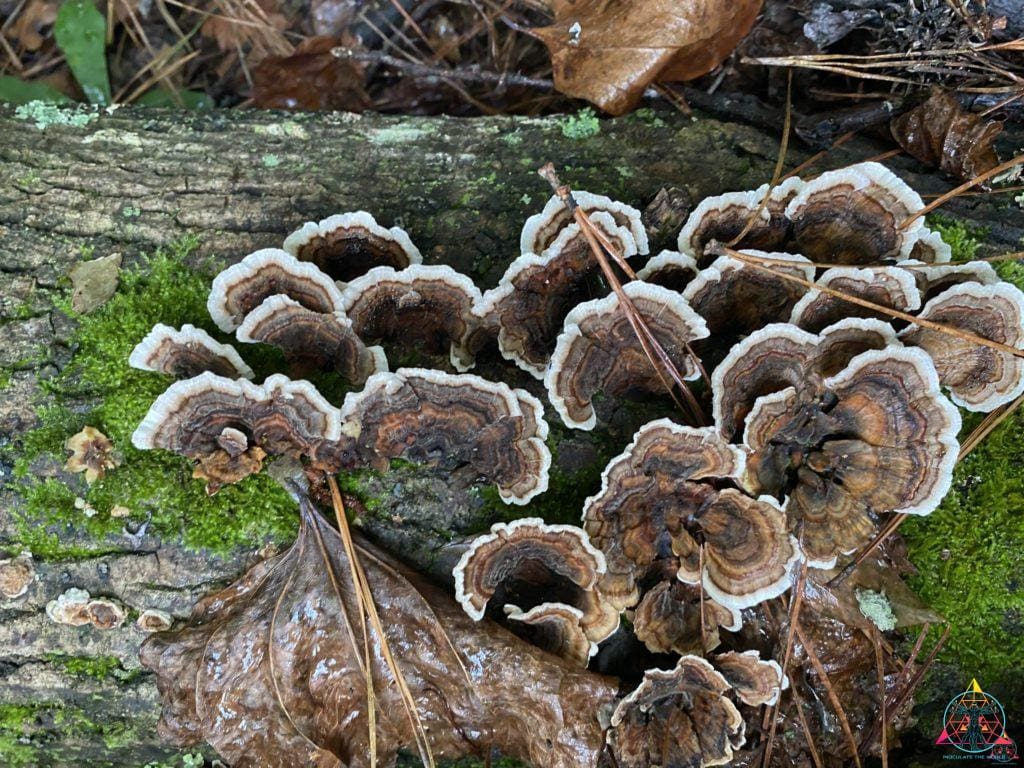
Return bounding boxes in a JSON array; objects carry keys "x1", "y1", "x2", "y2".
[{"x1": 130, "y1": 165, "x2": 1024, "y2": 768}]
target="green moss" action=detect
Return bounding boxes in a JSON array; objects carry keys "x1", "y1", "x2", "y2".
[
  {"x1": 45, "y1": 654, "x2": 142, "y2": 684},
  {"x1": 12, "y1": 240, "x2": 298, "y2": 561},
  {"x1": 559, "y1": 108, "x2": 601, "y2": 140},
  {"x1": 926, "y1": 214, "x2": 988, "y2": 261}
]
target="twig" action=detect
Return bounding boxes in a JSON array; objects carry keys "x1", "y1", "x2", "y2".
[
  {"x1": 902, "y1": 154, "x2": 1024, "y2": 229},
  {"x1": 332, "y1": 46, "x2": 553, "y2": 91},
  {"x1": 795, "y1": 622, "x2": 863, "y2": 768},
  {"x1": 762, "y1": 556, "x2": 807, "y2": 768}
]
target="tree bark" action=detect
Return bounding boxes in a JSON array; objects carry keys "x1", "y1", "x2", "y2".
[{"x1": 1, "y1": 104, "x2": 1022, "y2": 766}]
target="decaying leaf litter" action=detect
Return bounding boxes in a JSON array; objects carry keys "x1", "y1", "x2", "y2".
[{"x1": 3, "y1": 0, "x2": 1024, "y2": 767}]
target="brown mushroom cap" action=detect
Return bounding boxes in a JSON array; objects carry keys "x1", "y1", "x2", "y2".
[
  {"x1": 207, "y1": 249, "x2": 344, "y2": 333},
  {"x1": 608, "y1": 656, "x2": 745, "y2": 768},
  {"x1": 902, "y1": 259, "x2": 999, "y2": 303},
  {"x1": 65, "y1": 425, "x2": 121, "y2": 485},
  {"x1": 713, "y1": 650, "x2": 788, "y2": 706},
  {"x1": 0, "y1": 552, "x2": 34, "y2": 600},
  {"x1": 908, "y1": 226, "x2": 953, "y2": 264},
  {"x1": 632, "y1": 580, "x2": 741, "y2": 655},
  {"x1": 132, "y1": 371, "x2": 341, "y2": 463},
  {"x1": 746, "y1": 347, "x2": 961, "y2": 567},
  {"x1": 337, "y1": 368, "x2": 551, "y2": 504},
  {"x1": 129, "y1": 323, "x2": 255, "y2": 380},
  {"x1": 815, "y1": 317, "x2": 899, "y2": 378},
  {"x1": 900, "y1": 282, "x2": 1024, "y2": 411},
  {"x1": 503, "y1": 602, "x2": 596, "y2": 667},
  {"x1": 453, "y1": 518, "x2": 618, "y2": 643},
  {"x1": 46, "y1": 588, "x2": 127, "y2": 629},
  {"x1": 282, "y1": 211, "x2": 422, "y2": 283},
  {"x1": 635, "y1": 250, "x2": 699, "y2": 293},
  {"x1": 235, "y1": 294, "x2": 387, "y2": 384},
  {"x1": 582, "y1": 420, "x2": 748, "y2": 611},
  {"x1": 521, "y1": 191, "x2": 649, "y2": 256},
  {"x1": 479, "y1": 216, "x2": 640, "y2": 379},
  {"x1": 545, "y1": 282, "x2": 709, "y2": 430},
  {"x1": 683, "y1": 251, "x2": 814, "y2": 339},
  {"x1": 785, "y1": 162, "x2": 926, "y2": 264},
  {"x1": 677, "y1": 178, "x2": 804, "y2": 267},
  {"x1": 136, "y1": 609, "x2": 174, "y2": 633},
  {"x1": 341, "y1": 265, "x2": 482, "y2": 372},
  {"x1": 789, "y1": 266, "x2": 921, "y2": 333}
]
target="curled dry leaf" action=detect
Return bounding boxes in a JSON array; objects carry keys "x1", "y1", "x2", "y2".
[
  {"x1": 253, "y1": 36, "x2": 369, "y2": 112},
  {"x1": 65, "y1": 425, "x2": 120, "y2": 484},
  {"x1": 533, "y1": 0, "x2": 763, "y2": 115},
  {"x1": 891, "y1": 91, "x2": 1003, "y2": 183},
  {"x1": 141, "y1": 498, "x2": 617, "y2": 767}
]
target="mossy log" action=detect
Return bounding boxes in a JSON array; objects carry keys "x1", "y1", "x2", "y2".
[{"x1": 1, "y1": 103, "x2": 1022, "y2": 767}]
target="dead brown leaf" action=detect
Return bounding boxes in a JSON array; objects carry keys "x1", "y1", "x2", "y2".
[
  {"x1": 533, "y1": 0, "x2": 762, "y2": 115},
  {"x1": 140, "y1": 495, "x2": 617, "y2": 767},
  {"x1": 891, "y1": 90, "x2": 1003, "y2": 183},
  {"x1": 253, "y1": 36, "x2": 369, "y2": 111},
  {"x1": 69, "y1": 253, "x2": 122, "y2": 314}
]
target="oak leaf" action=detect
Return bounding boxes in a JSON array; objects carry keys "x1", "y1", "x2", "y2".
[{"x1": 534, "y1": 0, "x2": 762, "y2": 115}]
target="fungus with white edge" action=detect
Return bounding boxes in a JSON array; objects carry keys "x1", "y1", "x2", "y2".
[
  {"x1": 713, "y1": 650, "x2": 788, "y2": 707},
  {"x1": 635, "y1": 250, "x2": 698, "y2": 293},
  {"x1": 632, "y1": 581, "x2": 741, "y2": 655},
  {"x1": 282, "y1": 211, "x2": 422, "y2": 283},
  {"x1": 789, "y1": 266, "x2": 922, "y2": 333},
  {"x1": 520, "y1": 190, "x2": 648, "y2": 257},
  {"x1": 0, "y1": 552, "x2": 34, "y2": 600},
  {"x1": 545, "y1": 282, "x2": 709, "y2": 430},
  {"x1": 129, "y1": 323, "x2": 255, "y2": 380}
]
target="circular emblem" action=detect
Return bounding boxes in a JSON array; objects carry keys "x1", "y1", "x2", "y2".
[{"x1": 935, "y1": 679, "x2": 1008, "y2": 754}]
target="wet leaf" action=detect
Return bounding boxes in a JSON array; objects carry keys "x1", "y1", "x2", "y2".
[
  {"x1": 141, "y1": 497, "x2": 617, "y2": 767},
  {"x1": 53, "y1": 0, "x2": 111, "y2": 105},
  {"x1": 533, "y1": 0, "x2": 762, "y2": 115},
  {"x1": 0, "y1": 76, "x2": 72, "y2": 105},
  {"x1": 252, "y1": 36, "x2": 369, "y2": 112},
  {"x1": 891, "y1": 91, "x2": 1003, "y2": 183}
]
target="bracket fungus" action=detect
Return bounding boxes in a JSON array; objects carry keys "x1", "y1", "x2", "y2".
[
  {"x1": 132, "y1": 372, "x2": 341, "y2": 490},
  {"x1": 341, "y1": 265, "x2": 483, "y2": 372},
  {"x1": 899, "y1": 282, "x2": 1024, "y2": 411},
  {"x1": 282, "y1": 211, "x2": 422, "y2": 282},
  {"x1": 682, "y1": 251, "x2": 814, "y2": 341},
  {"x1": 46, "y1": 588, "x2": 127, "y2": 630},
  {"x1": 520, "y1": 191, "x2": 649, "y2": 257},
  {"x1": 504, "y1": 602, "x2": 597, "y2": 668},
  {"x1": 677, "y1": 178, "x2": 805, "y2": 266},
  {"x1": 903, "y1": 258, "x2": 999, "y2": 302},
  {"x1": 785, "y1": 162, "x2": 926, "y2": 264},
  {"x1": 739, "y1": 344, "x2": 961, "y2": 567},
  {"x1": 480, "y1": 212, "x2": 642, "y2": 379},
  {"x1": 713, "y1": 650, "x2": 788, "y2": 707},
  {"x1": 453, "y1": 518, "x2": 618, "y2": 648},
  {"x1": 908, "y1": 226, "x2": 953, "y2": 264},
  {"x1": 545, "y1": 283, "x2": 709, "y2": 430},
  {"x1": 207, "y1": 249, "x2": 345, "y2": 333},
  {"x1": 632, "y1": 581, "x2": 740, "y2": 656},
  {"x1": 634, "y1": 250, "x2": 698, "y2": 293},
  {"x1": 607, "y1": 656, "x2": 746, "y2": 768},
  {"x1": 235, "y1": 294, "x2": 387, "y2": 383},
  {"x1": 582, "y1": 419, "x2": 799, "y2": 617},
  {"x1": 0, "y1": 552, "x2": 34, "y2": 600},
  {"x1": 789, "y1": 266, "x2": 922, "y2": 333},
  {"x1": 333, "y1": 368, "x2": 551, "y2": 504},
  {"x1": 130, "y1": 323, "x2": 254, "y2": 380}
]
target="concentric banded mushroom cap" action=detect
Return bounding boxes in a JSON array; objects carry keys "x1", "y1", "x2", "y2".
[
  {"x1": 129, "y1": 324, "x2": 254, "y2": 380},
  {"x1": 682, "y1": 251, "x2": 814, "y2": 338},
  {"x1": 608, "y1": 656, "x2": 745, "y2": 768},
  {"x1": 635, "y1": 250, "x2": 699, "y2": 293},
  {"x1": 900, "y1": 282, "x2": 1024, "y2": 411},
  {"x1": 545, "y1": 282, "x2": 709, "y2": 430},
  {"x1": 789, "y1": 266, "x2": 921, "y2": 333},
  {"x1": 784, "y1": 162, "x2": 925, "y2": 264},
  {"x1": 236, "y1": 295, "x2": 387, "y2": 384},
  {"x1": 746, "y1": 347, "x2": 961, "y2": 567},
  {"x1": 815, "y1": 317, "x2": 899, "y2": 377},
  {"x1": 633, "y1": 581, "x2": 741, "y2": 655},
  {"x1": 503, "y1": 602, "x2": 597, "y2": 667},
  {"x1": 337, "y1": 368, "x2": 551, "y2": 504},
  {"x1": 541, "y1": 210, "x2": 641, "y2": 261},
  {"x1": 453, "y1": 518, "x2": 618, "y2": 643},
  {"x1": 713, "y1": 650, "x2": 788, "y2": 706},
  {"x1": 677, "y1": 178, "x2": 804, "y2": 266},
  {"x1": 340, "y1": 265, "x2": 483, "y2": 372},
  {"x1": 282, "y1": 211, "x2": 422, "y2": 283},
  {"x1": 132, "y1": 371, "x2": 341, "y2": 459},
  {"x1": 207, "y1": 249, "x2": 344, "y2": 333},
  {"x1": 908, "y1": 226, "x2": 953, "y2": 264},
  {"x1": 902, "y1": 259, "x2": 999, "y2": 303},
  {"x1": 521, "y1": 191, "x2": 649, "y2": 256}
]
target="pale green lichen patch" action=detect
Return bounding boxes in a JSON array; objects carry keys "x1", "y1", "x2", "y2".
[
  {"x1": 856, "y1": 589, "x2": 897, "y2": 632},
  {"x1": 559, "y1": 108, "x2": 600, "y2": 140},
  {"x1": 261, "y1": 153, "x2": 281, "y2": 168},
  {"x1": 14, "y1": 101, "x2": 98, "y2": 129},
  {"x1": 369, "y1": 124, "x2": 431, "y2": 145},
  {"x1": 11, "y1": 241, "x2": 299, "y2": 560},
  {"x1": 253, "y1": 120, "x2": 308, "y2": 139}
]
